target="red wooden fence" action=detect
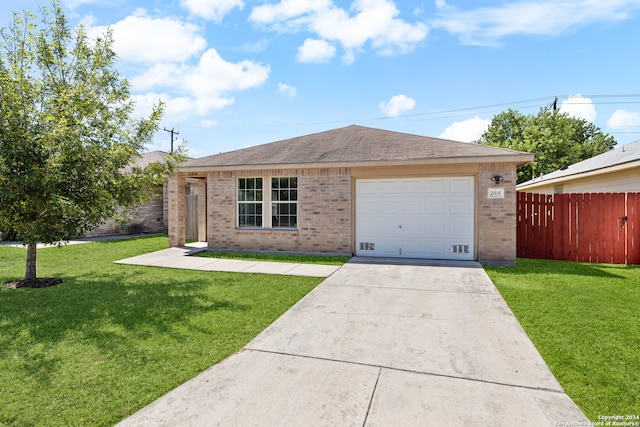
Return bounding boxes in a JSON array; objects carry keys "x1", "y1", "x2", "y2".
[{"x1": 517, "y1": 192, "x2": 640, "y2": 264}]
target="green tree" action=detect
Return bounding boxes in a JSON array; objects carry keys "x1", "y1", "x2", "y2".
[
  {"x1": 0, "y1": 2, "x2": 184, "y2": 284},
  {"x1": 477, "y1": 107, "x2": 616, "y2": 183}
]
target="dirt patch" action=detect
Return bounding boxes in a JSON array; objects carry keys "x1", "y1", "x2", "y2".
[{"x1": 4, "y1": 278, "x2": 63, "y2": 289}]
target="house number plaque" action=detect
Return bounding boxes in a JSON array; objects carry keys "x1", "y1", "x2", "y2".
[{"x1": 488, "y1": 188, "x2": 505, "y2": 199}]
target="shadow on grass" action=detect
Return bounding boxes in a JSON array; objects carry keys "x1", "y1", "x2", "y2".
[
  {"x1": 487, "y1": 258, "x2": 635, "y2": 279},
  {"x1": 0, "y1": 267, "x2": 248, "y2": 387}
]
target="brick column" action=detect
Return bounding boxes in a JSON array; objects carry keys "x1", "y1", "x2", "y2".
[
  {"x1": 477, "y1": 163, "x2": 518, "y2": 266},
  {"x1": 197, "y1": 178, "x2": 207, "y2": 242},
  {"x1": 168, "y1": 174, "x2": 186, "y2": 247}
]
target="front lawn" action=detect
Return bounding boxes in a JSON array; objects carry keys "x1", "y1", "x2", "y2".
[
  {"x1": 0, "y1": 236, "x2": 323, "y2": 426},
  {"x1": 484, "y1": 259, "x2": 640, "y2": 421}
]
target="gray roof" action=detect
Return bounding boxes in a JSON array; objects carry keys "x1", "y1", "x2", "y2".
[
  {"x1": 133, "y1": 150, "x2": 169, "y2": 168},
  {"x1": 518, "y1": 139, "x2": 640, "y2": 188},
  {"x1": 183, "y1": 125, "x2": 532, "y2": 170}
]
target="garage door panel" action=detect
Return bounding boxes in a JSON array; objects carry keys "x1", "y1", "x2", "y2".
[
  {"x1": 356, "y1": 177, "x2": 475, "y2": 260},
  {"x1": 425, "y1": 179, "x2": 447, "y2": 193},
  {"x1": 401, "y1": 200, "x2": 424, "y2": 215},
  {"x1": 425, "y1": 200, "x2": 447, "y2": 214},
  {"x1": 401, "y1": 179, "x2": 424, "y2": 194},
  {"x1": 450, "y1": 226, "x2": 473, "y2": 240},
  {"x1": 450, "y1": 199, "x2": 473, "y2": 213},
  {"x1": 401, "y1": 240, "x2": 426, "y2": 257},
  {"x1": 402, "y1": 219, "x2": 426, "y2": 236},
  {"x1": 450, "y1": 177, "x2": 473, "y2": 192},
  {"x1": 359, "y1": 200, "x2": 397, "y2": 215},
  {"x1": 424, "y1": 240, "x2": 448, "y2": 257},
  {"x1": 379, "y1": 180, "x2": 401, "y2": 194},
  {"x1": 359, "y1": 218, "x2": 398, "y2": 235},
  {"x1": 424, "y1": 218, "x2": 448, "y2": 235},
  {"x1": 357, "y1": 180, "x2": 380, "y2": 195}
]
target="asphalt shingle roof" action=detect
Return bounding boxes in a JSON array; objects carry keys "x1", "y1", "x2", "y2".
[
  {"x1": 183, "y1": 125, "x2": 532, "y2": 169},
  {"x1": 518, "y1": 139, "x2": 640, "y2": 187},
  {"x1": 133, "y1": 150, "x2": 169, "y2": 168}
]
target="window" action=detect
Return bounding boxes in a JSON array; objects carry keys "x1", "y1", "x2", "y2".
[
  {"x1": 238, "y1": 178, "x2": 263, "y2": 227},
  {"x1": 271, "y1": 177, "x2": 297, "y2": 228}
]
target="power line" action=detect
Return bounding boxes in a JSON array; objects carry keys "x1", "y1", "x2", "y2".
[
  {"x1": 163, "y1": 127, "x2": 179, "y2": 153},
  {"x1": 184, "y1": 94, "x2": 640, "y2": 131}
]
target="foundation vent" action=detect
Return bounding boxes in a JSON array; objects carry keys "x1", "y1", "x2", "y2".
[
  {"x1": 451, "y1": 245, "x2": 470, "y2": 254},
  {"x1": 359, "y1": 242, "x2": 375, "y2": 251}
]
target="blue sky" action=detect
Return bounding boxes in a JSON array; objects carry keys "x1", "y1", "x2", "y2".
[{"x1": 2, "y1": 0, "x2": 640, "y2": 157}]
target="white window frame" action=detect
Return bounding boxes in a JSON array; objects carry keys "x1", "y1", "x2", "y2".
[
  {"x1": 237, "y1": 177, "x2": 264, "y2": 228},
  {"x1": 271, "y1": 177, "x2": 298, "y2": 229},
  {"x1": 236, "y1": 176, "x2": 298, "y2": 229}
]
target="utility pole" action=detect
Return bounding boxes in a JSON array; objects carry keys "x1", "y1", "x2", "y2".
[
  {"x1": 163, "y1": 127, "x2": 179, "y2": 153},
  {"x1": 551, "y1": 96, "x2": 558, "y2": 112}
]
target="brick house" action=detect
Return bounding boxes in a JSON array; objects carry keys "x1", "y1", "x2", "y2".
[
  {"x1": 86, "y1": 151, "x2": 170, "y2": 237},
  {"x1": 168, "y1": 125, "x2": 533, "y2": 266}
]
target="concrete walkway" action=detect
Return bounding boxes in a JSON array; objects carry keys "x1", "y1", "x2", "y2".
[
  {"x1": 116, "y1": 256, "x2": 588, "y2": 426},
  {"x1": 115, "y1": 243, "x2": 340, "y2": 277}
]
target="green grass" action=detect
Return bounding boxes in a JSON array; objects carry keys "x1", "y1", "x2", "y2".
[
  {"x1": 484, "y1": 258, "x2": 640, "y2": 421},
  {"x1": 195, "y1": 250, "x2": 351, "y2": 266},
  {"x1": 0, "y1": 236, "x2": 322, "y2": 426}
]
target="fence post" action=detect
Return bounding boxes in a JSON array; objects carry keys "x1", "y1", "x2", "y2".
[{"x1": 628, "y1": 193, "x2": 640, "y2": 264}]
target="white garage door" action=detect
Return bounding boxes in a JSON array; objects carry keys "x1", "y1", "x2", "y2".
[{"x1": 356, "y1": 177, "x2": 475, "y2": 260}]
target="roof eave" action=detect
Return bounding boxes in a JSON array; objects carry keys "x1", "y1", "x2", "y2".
[
  {"x1": 517, "y1": 158, "x2": 640, "y2": 190},
  {"x1": 180, "y1": 154, "x2": 534, "y2": 173}
]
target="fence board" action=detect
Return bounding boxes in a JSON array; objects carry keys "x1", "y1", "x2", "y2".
[
  {"x1": 596, "y1": 193, "x2": 608, "y2": 263},
  {"x1": 185, "y1": 194, "x2": 198, "y2": 242},
  {"x1": 612, "y1": 193, "x2": 627, "y2": 264},
  {"x1": 552, "y1": 194, "x2": 567, "y2": 261},
  {"x1": 517, "y1": 192, "x2": 640, "y2": 265},
  {"x1": 628, "y1": 193, "x2": 640, "y2": 264}
]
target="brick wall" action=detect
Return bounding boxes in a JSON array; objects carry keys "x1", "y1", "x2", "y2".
[
  {"x1": 171, "y1": 163, "x2": 521, "y2": 264},
  {"x1": 206, "y1": 168, "x2": 352, "y2": 255},
  {"x1": 86, "y1": 185, "x2": 167, "y2": 237},
  {"x1": 476, "y1": 163, "x2": 518, "y2": 266}
]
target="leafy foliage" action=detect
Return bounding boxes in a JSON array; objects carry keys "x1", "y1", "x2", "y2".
[
  {"x1": 0, "y1": 2, "x2": 184, "y2": 279},
  {"x1": 477, "y1": 107, "x2": 616, "y2": 183}
]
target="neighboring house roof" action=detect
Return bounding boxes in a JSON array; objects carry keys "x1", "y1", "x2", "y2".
[
  {"x1": 517, "y1": 140, "x2": 640, "y2": 190},
  {"x1": 182, "y1": 125, "x2": 533, "y2": 171},
  {"x1": 133, "y1": 150, "x2": 169, "y2": 168}
]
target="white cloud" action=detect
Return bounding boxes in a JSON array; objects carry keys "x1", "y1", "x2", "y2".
[
  {"x1": 251, "y1": 0, "x2": 428, "y2": 61},
  {"x1": 277, "y1": 83, "x2": 297, "y2": 97},
  {"x1": 431, "y1": 0, "x2": 640, "y2": 46},
  {"x1": 63, "y1": 0, "x2": 100, "y2": 9},
  {"x1": 440, "y1": 116, "x2": 491, "y2": 142},
  {"x1": 132, "y1": 92, "x2": 234, "y2": 124},
  {"x1": 180, "y1": 0, "x2": 244, "y2": 22},
  {"x1": 238, "y1": 39, "x2": 270, "y2": 53},
  {"x1": 607, "y1": 109, "x2": 640, "y2": 127},
  {"x1": 131, "y1": 49, "x2": 270, "y2": 95},
  {"x1": 86, "y1": 9, "x2": 207, "y2": 63},
  {"x1": 378, "y1": 94, "x2": 416, "y2": 117},
  {"x1": 251, "y1": 0, "x2": 332, "y2": 23},
  {"x1": 185, "y1": 49, "x2": 271, "y2": 95},
  {"x1": 200, "y1": 119, "x2": 219, "y2": 128},
  {"x1": 297, "y1": 38, "x2": 336, "y2": 63},
  {"x1": 559, "y1": 94, "x2": 597, "y2": 122},
  {"x1": 129, "y1": 48, "x2": 269, "y2": 119}
]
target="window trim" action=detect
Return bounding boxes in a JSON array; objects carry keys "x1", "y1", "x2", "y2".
[
  {"x1": 271, "y1": 177, "x2": 298, "y2": 229},
  {"x1": 236, "y1": 176, "x2": 298, "y2": 230},
  {"x1": 237, "y1": 177, "x2": 264, "y2": 228}
]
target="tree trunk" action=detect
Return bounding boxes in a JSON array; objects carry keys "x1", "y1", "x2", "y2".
[{"x1": 26, "y1": 242, "x2": 37, "y2": 281}]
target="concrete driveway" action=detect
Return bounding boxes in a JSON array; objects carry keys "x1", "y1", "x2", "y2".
[{"x1": 118, "y1": 258, "x2": 588, "y2": 426}]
